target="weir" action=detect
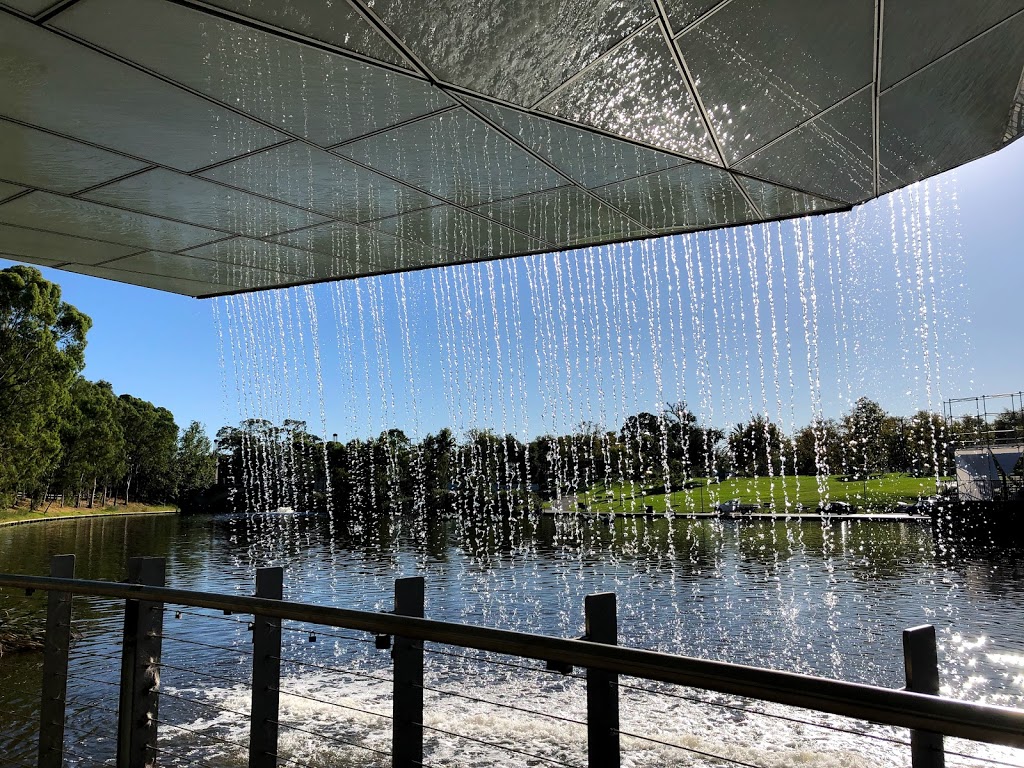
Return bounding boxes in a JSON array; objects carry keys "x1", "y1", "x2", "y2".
[{"x1": 5, "y1": 554, "x2": 1024, "y2": 767}]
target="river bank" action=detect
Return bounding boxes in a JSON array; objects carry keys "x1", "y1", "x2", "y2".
[{"x1": 0, "y1": 502, "x2": 177, "y2": 527}]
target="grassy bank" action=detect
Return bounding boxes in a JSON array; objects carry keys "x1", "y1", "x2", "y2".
[
  {"x1": 0, "y1": 501, "x2": 176, "y2": 526},
  {"x1": 571, "y1": 473, "x2": 947, "y2": 514}
]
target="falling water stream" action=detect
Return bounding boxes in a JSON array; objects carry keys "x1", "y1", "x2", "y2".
[{"x1": 2, "y1": 177, "x2": 1020, "y2": 767}]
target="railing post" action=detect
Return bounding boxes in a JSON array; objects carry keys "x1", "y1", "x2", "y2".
[
  {"x1": 37, "y1": 554, "x2": 75, "y2": 768},
  {"x1": 116, "y1": 557, "x2": 166, "y2": 768},
  {"x1": 904, "y1": 624, "x2": 945, "y2": 768},
  {"x1": 249, "y1": 567, "x2": 283, "y2": 768},
  {"x1": 392, "y1": 576, "x2": 425, "y2": 768},
  {"x1": 585, "y1": 592, "x2": 619, "y2": 768}
]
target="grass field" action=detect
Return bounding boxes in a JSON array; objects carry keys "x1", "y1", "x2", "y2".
[
  {"x1": 0, "y1": 501, "x2": 176, "y2": 525},
  {"x1": 571, "y1": 473, "x2": 947, "y2": 514}
]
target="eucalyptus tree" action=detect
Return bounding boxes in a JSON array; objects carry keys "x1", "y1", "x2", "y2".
[
  {"x1": 55, "y1": 378, "x2": 125, "y2": 506},
  {"x1": 0, "y1": 265, "x2": 90, "y2": 507},
  {"x1": 118, "y1": 394, "x2": 178, "y2": 503}
]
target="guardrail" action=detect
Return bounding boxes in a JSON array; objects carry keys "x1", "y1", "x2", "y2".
[{"x1": 3, "y1": 554, "x2": 1024, "y2": 768}]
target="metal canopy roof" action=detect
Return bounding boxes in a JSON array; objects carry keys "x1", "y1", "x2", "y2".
[{"x1": 0, "y1": 0, "x2": 1022, "y2": 298}]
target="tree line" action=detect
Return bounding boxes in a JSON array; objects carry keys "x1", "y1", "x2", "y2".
[
  {"x1": 0, "y1": 266, "x2": 215, "y2": 510},
  {"x1": 10, "y1": 265, "x2": 1014, "y2": 518},
  {"x1": 215, "y1": 396, "x2": 1008, "y2": 517}
]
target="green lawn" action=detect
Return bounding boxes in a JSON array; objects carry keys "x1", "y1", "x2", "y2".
[
  {"x1": 0, "y1": 502, "x2": 176, "y2": 525},
  {"x1": 570, "y1": 473, "x2": 947, "y2": 514}
]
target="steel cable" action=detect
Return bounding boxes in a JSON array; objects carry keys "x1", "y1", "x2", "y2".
[
  {"x1": 418, "y1": 682, "x2": 587, "y2": 727},
  {"x1": 64, "y1": 697, "x2": 120, "y2": 716},
  {"x1": 418, "y1": 722, "x2": 584, "y2": 768},
  {"x1": 152, "y1": 718, "x2": 249, "y2": 751},
  {"x1": 168, "y1": 608, "x2": 250, "y2": 626},
  {"x1": 943, "y1": 750, "x2": 1024, "y2": 768},
  {"x1": 149, "y1": 744, "x2": 222, "y2": 768},
  {"x1": 159, "y1": 689, "x2": 251, "y2": 720},
  {"x1": 271, "y1": 685, "x2": 391, "y2": 720},
  {"x1": 155, "y1": 660, "x2": 250, "y2": 687},
  {"x1": 270, "y1": 719, "x2": 392, "y2": 757},
  {"x1": 280, "y1": 624, "x2": 376, "y2": 644},
  {"x1": 62, "y1": 745, "x2": 112, "y2": 767},
  {"x1": 617, "y1": 679, "x2": 913, "y2": 747},
  {"x1": 155, "y1": 633, "x2": 253, "y2": 655},
  {"x1": 423, "y1": 645, "x2": 586, "y2": 679},
  {"x1": 615, "y1": 727, "x2": 765, "y2": 768},
  {"x1": 273, "y1": 654, "x2": 392, "y2": 684}
]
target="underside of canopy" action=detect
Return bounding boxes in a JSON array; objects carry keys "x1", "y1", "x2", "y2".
[{"x1": 0, "y1": 0, "x2": 1022, "y2": 297}]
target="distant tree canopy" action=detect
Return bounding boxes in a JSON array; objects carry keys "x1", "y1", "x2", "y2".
[
  {"x1": 0, "y1": 266, "x2": 215, "y2": 510},
  {"x1": 213, "y1": 394, "x2": 969, "y2": 516}
]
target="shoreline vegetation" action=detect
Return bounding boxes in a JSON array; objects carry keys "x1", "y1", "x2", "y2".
[{"x1": 0, "y1": 500, "x2": 177, "y2": 527}]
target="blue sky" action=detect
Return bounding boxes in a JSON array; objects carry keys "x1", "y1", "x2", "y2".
[{"x1": 3, "y1": 137, "x2": 1022, "y2": 441}]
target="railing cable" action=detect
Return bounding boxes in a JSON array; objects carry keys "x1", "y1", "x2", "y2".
[
  {"x1": 270, "y1": 685, "x2": 391, "y2": 720},
  {"x1": 152, "y1": 717, "x2": 249, "y2": 751},
  {"x1": 615, "y1": 727, "x2": 765, "y2": 768},
  {"x1": 158, "y1": 689, "x2": 251, "y2": 720},
  {"x1": 273, "y1": 654, "x2": 392, "y2": 684},
  {"x1": 618, "y1": 679, "x2": 912, "y2": 747},
  {"x1": 270, "y1": 718, "x2": 392, "y2": 757},
  {"x1": 419, "y1": 681, "x2": 587, "y2": 727},
  {"x1": 280, "y1": 624, "x2": 376, "y2": 644},
  {"x1": 423, "y1": 645, "x2": 586, "y2": 678},
  {"x1": 149, "y1": 744, "x2": 222, "y2": 768},
  {"x1": 419, "y1": 722, "x2": 585, "y2": 768},
  {"x1": 155, "y1": 632, "x2": 252, "y2": 655},
  {"x1": 154, "y1": 660, "x2": 250, "y2": 687}
]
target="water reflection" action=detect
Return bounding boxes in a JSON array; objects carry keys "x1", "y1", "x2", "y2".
[{"x1": 1, "y1": 512, "x2": 1022, "y2": 764}]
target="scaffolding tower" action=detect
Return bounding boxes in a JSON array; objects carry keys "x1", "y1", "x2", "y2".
[{"x1": 945, "y1": 392, "x2": 1024, "y2": 502}]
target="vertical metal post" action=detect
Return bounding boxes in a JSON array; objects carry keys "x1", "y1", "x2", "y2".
[
  {"x1": 904, "y1": 624, "x2": 945, "y2": 768},
  {"x1": 249, "y1": 567, "x2": 283, "y2": 768},
  {"x1": 392, "y1": 576, "x2": 425, "y2": 768},
  {"x1": 116, "y1": 557, "x2": 166, "y2": 768},
  {"x1": 37, "y1": 554, "x2": 75, "y2": 768},
  {"x1": 585, "y1": 592, "x2": 619, "y2": 768}
]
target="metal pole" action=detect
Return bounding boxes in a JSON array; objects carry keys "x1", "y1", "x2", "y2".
[
  {"x1": 116, "y1": 557, "x2": 166, "y2": 768},
  {"x1": 249, "y1": 567, "x2": 283, "y2": 768},
  {"x1": 904, "y1": 624, "x2": 945, "y2": 768},
  {"x1": 392, "y1": 576, "x2": 425, "y2": 768},
  {"x1": 37, "y1": 554, "x2": 75, "y2": 768},
  {"x1": 585, "y1": 592, "x2": 619, "y2": 768}
]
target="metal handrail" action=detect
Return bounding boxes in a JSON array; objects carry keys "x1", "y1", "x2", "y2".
[{"x1": 4, "y1": 572, "x2": 1024, "y2": 749}]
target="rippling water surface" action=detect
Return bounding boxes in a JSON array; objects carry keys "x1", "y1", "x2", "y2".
[{"x1": 1, "y1": 512, "x2": 1022, "y2": 766}]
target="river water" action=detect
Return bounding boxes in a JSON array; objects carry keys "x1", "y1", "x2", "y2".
[{"x1": 1, "y1": 512, "x2": 1022, "y2": 767}]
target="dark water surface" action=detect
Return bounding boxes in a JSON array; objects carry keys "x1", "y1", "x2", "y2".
[{"x1": 1, "y1": 512, "x2": 1022, "y2": 766}]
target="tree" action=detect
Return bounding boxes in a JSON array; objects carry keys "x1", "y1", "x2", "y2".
[
  {"x1": 55, "y1": 379, "x2": 124, "y2": 507},
  {"x1": 0, "y1": 266, "x2": 90, "y2": 507},
  {"x1": 728, "y1": 415, "x2": 785, "y2": 477},
  {"x1": 118, "y1": 394, "x2": 178, "y2": 503},
  {"x1": 793, "y1": 418, "x2": 843, "y2": 477},
  {"x1": 842, "y1": 398, "x2": 889, "y2": 477},
  {"x1": 176, "y1": 421, "x2": 216, "y2": 509},
  {"x1": 905, "y1": 410, "x2": 952, "y2": 477}
]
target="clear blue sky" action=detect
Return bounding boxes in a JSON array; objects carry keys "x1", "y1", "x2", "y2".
[{"x1": 3, "y1": 138, "x2": 1022, "y2": 441}]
